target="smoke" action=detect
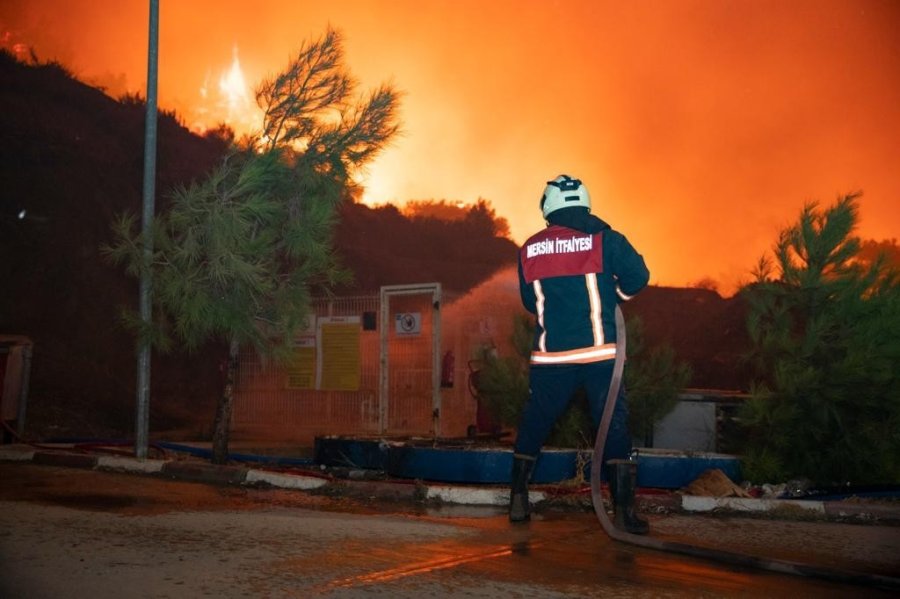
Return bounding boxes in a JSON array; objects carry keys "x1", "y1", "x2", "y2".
[
  {"x1": 2, "y1": 0, "x2": 898, "y2": 296},
  {"x1": 443, "y1": 266, "x2": 522, "y2": 363}
]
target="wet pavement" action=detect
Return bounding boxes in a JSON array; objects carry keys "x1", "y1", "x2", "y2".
[{"x1": 1, "y1": 462, "x2": 898, "y2": 598}]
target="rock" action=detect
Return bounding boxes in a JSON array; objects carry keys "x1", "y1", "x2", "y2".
[{"x1": 682, "y1": 468, "x2": 751, "y2": 498}]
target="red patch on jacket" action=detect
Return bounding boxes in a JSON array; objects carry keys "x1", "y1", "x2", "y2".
[{"x1": 520, "y1": 226, "x2": 603, "y2": 283}]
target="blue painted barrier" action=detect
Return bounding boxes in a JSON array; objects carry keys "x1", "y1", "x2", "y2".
[
  {"x1": 314, "y1": 436, "x2": 743, "y2": 488},
  {"x1": 385, "y1": 446, "x2": 587, "y2": 484},
  {"x1": 635, "y1": 449, "x2": 742, "y2": 488},
  {"x1": 313, "y1": 436, "x2": 388, "y2": 470}
]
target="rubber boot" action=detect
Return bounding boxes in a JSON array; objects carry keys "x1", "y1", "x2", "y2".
[
  {"x1": 607, "y1": 459, "x2": 649, "y2": 535},
  {"x1": 509, "y1": 455, "x2": 535, "y2": 523}
]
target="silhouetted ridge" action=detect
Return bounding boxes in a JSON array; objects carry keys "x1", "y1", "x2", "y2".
[
  {"x1": 0, "y1": 54, "x2": 519, "y2": 436},
  {"x1": 335, "y1": 202, "x2": 518, "y2": 294},
  {"x1": 629, "y1": 286, "x2": 752, "y2": 390}
]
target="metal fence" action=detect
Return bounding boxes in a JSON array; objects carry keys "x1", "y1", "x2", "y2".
[
  {"x1": 232, "y1": 270, "x2": 524, "y2": 446},
  {"x1": 232, "y1": 295, "x2": 381, "y2": 443},
  {"x1": 232, "y1": 285, "x2": 456, "y2": 444}
]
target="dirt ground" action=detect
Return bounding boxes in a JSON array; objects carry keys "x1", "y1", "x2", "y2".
[{"x1": 1, "y1": 462, "x2": 898, "y2": 598}]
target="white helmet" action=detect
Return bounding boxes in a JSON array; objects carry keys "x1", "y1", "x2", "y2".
[{"x1": 540, "y1": 174, "x2": 590, "y2": 219}]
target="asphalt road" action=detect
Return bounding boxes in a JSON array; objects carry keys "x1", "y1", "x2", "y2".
[{"x1": 0, "y1": 463, "x2": 896, "y2": 598}]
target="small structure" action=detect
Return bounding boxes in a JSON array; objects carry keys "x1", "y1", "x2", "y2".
[
  {"x1": 0, "y1": 335, "x2": 33, "y2": 441},
  {"x1": 649, "y1": 389, "x2": 749, "y2": 453}
]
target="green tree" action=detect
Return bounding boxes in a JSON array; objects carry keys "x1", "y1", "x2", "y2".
[
  {"x1": 106, "y1": 28, "x2": 399, "y2": 463},
  {"x1": 471, "y1": 313, "x2": 532, "y2": 430},
  {"x1": 740, "y1": 193, "x2": 900, "y2": 484}
]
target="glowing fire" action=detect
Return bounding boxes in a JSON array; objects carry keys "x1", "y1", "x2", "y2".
[
  {"x1": 355, "y1": 171, "x2": 392, "y2": 206},
  {"x1": 1, "y1": 29, "x2": 31, "y2": 62},
  {"x1": 194, "y1": 45, "x2": 261, "y2": 136},
  {"x1": 218, "y1": 46, "x2": 251, "y2": 120},
  {"x1": 193, "y1": 45, "x2": 385, "y2": 205}
]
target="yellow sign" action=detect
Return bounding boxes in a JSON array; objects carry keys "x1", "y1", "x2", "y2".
[
  {"x1": 317, "y1": 316, "x2": 361, "y2": 391},
  {"x1": 285, "y1": 340, "x2": 316, "y2": 389},
  {"x1": 286, "y1": 319, "x2": 317, "y2": 389}
]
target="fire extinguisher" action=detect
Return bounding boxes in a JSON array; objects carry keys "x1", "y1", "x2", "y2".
[{"x1": 441, "y1": 350, "x2": 455, "y2": 388}]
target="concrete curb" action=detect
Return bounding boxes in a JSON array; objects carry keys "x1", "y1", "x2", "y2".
[
  {"x1": 426, "y1": 485, "x2": 546, "y2": 507},
  {"x1": 32, "y1": 450, "x2": 98, "y2": 469},
  {"x1": 824, "y1": 501, "x2": 900, "y2": 520},
  {"x1": 245, "y1": 469, "x2": 327, "y2": 490},
  {"x1": 161, "y1": 461, "x2": 249, "y2": 485},
  {"x1": 680, "y1": 495, "x2": 826, "y2": 515},
  {"x1": 2, "y1": 444, "x2": 898, "y2": 521},
  {"x1": 0, "y1": 446, "x2": 34, "y2": 461},
  {"x1": 329, "y1": 479, "x2": 421, "y2": 501},
  {"x1": 97, "y1": 455, "x2": 166, "y2": 474}
]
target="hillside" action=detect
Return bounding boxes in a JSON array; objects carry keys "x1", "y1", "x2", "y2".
[
  {"x1": 628, "y1": 286, "x2": 752, "y2": 391},
  {"x1": 0, "y1": 53, "x2": 518, "y2": 437},
  {"x1": 335, "y1": 201, "x2": 518, "y2": 294},
  {"x1": 0, "y1": 52, "x2": 235, "y2": 435}
]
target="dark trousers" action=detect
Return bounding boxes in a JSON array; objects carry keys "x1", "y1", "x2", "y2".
[{"x1": 513, "y1": 360, "x2": 632, "y2": 463}]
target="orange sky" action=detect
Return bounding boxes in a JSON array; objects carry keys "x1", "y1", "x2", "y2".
[{"x1": 2, "y1": 0, "x2": 899, "y2": 294}]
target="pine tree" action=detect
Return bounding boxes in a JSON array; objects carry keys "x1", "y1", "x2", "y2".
[
  {"x1": 106, "y1": 28, "x2": 399, "y2": 463},
  {"x1": 740, "y1": 193, "x2": 900, "y2": 484}
]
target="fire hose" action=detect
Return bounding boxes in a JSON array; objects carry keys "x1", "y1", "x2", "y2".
[{"x1": 590, "y1": 305, "x2": 900, "y2": 591}]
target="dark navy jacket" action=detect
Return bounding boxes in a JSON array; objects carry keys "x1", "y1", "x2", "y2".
[{"x1": 517, "y1": 208, "x2": 649, "y2": 365}]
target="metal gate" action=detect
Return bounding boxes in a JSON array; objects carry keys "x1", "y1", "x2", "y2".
[
  {"x1": 379, "y1": 283, "x2": 442, "y2": 437},
  {"x1": 232, "y1": 284, "x2": 443, "y2": 443}
]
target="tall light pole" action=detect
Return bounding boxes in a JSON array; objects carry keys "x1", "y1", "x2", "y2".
[{"x1": 136, "y1": 0, "x2": 159, "y2": 459}]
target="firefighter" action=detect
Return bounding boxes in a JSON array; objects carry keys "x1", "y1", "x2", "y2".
[{"x1": 511, "y1": 174, "x2": 650, "y2": 534}]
